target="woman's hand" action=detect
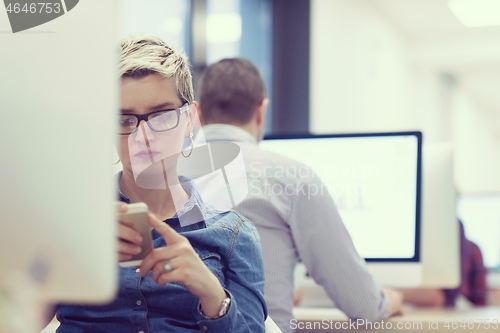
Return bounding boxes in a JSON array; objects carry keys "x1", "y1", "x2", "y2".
[
  {"x1": 116, "y1": 202, "x2": 143, "y2": 262},
  {"x1": 139, "y1": 213, "x2": 226, "y2": 318}
]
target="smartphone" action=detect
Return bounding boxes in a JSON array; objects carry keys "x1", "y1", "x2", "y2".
[{"x1": 118, "y1": 202, "x2": 154, "y2": 268}]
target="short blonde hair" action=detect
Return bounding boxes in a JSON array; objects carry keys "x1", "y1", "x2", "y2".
[{"x1": 119, "y1": 34, "x2": 194, "y2": 104}]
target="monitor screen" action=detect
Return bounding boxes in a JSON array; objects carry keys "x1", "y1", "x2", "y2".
[
  {"x1": 458, "y1": 194, "x2": 500, "y2": 269},
  {"x1": 260, "y1": 132, "x2": 422, "y2": 261}
]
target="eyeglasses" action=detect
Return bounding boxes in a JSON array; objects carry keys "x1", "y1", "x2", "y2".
[{"x1": 118, "y1": 103, "x2": 189, "y2": 135}]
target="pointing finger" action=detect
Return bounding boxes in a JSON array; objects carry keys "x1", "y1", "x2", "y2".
[{"x1": 147, "y1": 213, "x2": 183, "y2": 245}]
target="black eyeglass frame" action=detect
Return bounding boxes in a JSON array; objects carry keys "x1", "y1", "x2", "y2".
[{"x1": 118, "y1": 103, "x2": 190, "y2": 135}]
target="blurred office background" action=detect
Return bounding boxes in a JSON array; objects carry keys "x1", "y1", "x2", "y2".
[{"x1": 122, "y1": 0, "x2": 500, "y2": 272}]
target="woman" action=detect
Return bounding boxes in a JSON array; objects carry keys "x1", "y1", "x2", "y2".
[{"x1": 55, "y1": 34, "x2": 267, "y2": 332}]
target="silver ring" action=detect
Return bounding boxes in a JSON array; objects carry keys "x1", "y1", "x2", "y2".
[{"x1": 163, "y1": 260, "x2": 173, "y2": 272}]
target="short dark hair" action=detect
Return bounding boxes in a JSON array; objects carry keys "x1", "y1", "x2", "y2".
[{"x1": 198, "y1": 58, "x2": 267, "y2": 125}]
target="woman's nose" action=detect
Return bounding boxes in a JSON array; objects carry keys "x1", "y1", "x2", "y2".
[{"x1": 135, "y1": 120, "x2": 155, "y2": 143}]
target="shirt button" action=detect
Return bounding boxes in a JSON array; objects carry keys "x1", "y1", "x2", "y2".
[
  {"x1": 136, "y1": 300, "x2": 142, "y2": 306},
  {"x1": 202, "y1": 326, "x2": 208, "y2": 331},
  {"x1": 139, "y1": 331, "x2": 145, "y2": 333},
  {"x1": 135, "y1": 268, "x2": 140, "y2": 273}
]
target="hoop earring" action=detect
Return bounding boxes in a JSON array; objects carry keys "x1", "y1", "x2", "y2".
[
  {"x1": 182, "y1": 132, "x2": 194, "y2": 158},
  {"x1": 114, "y1": 158, "x2": 121, "y2": 165}
]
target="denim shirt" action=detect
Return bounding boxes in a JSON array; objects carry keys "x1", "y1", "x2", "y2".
[{"x1": 56, "y1": 174, "x2": 267, "y2": 332}]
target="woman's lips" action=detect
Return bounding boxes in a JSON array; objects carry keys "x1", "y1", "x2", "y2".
[{"x1": 135, "y1": 151, "x2": 159, "y2": 160}]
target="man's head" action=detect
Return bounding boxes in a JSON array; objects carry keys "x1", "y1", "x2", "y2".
[{"x1": 198, "y1": 58, "x2": 268, "y2": 141}]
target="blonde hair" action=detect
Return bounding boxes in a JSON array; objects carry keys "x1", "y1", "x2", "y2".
[{"x1": 119, "y1": 34, "x2": 194, "y2": 104}]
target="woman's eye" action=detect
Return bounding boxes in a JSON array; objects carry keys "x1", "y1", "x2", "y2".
[
  {"x1": 157, "y1": 112, "x2": 173, "y2": 120},
  {"x1": 119, "y1": 118, "x2": 136, "y2": 127},
  {"x1": 151, "y1": 112, "x2": 176, "y2": 126}
]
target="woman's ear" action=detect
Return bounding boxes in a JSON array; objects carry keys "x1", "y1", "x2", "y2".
[
  {"x1": 194, "y1": 101, "x2": 206, "y2": 126},
  {"x1": 186, "y1": 102, "x2": 197, "y2": 135}
]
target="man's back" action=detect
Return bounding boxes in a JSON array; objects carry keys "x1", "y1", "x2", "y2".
[{"x1": 194, "y1": 124, "x2": 389, "y2": 332}]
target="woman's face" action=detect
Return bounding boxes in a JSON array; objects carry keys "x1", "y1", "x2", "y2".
[{"x1": 119, "y1": 74, "x2": 192, "y2": 182}]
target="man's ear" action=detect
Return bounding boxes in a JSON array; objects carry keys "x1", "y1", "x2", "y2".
[{"x1": 256, "y1": 98, "x2": 269, "y2": 126}]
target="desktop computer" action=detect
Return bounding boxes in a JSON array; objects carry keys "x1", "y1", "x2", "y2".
[
  {"x1": 420, "y1": 142, "x2": 460, "y2": 288},
  {"x1": 458, "y1": 194, "x2": 500, "y2": 289},
  {"x1": 260, "y1": 132, "x2": 423, "y2": 288},
  {"x1": 0, "y1": 1, "x2": 121, "y2": 331}
]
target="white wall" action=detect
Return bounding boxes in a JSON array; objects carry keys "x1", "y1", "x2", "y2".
[
  {"x1": 309, "y1": 0, "x2": 500, "y2": 194},
  {"x1": 310, "y1": 0, "x2": 418, "y2": 134},
  {"x1": 452, "y1": 91, "x2": 500, "y2": 193}
]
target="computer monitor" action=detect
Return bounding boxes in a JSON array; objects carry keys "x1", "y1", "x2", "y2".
[
  {"x1": 0, "y1": 0, "x2": 118, "y2": 318},
  {"x1": 458, "y1": 194, "x2": 500, "y2": 287},
  {"x1": 260, "y1": 132, "x2": 423, "y2": 287},
  {"x1": 419, "y1": 142, "x2": 460, "y2": 288}
]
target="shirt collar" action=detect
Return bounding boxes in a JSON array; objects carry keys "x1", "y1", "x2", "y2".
[
  {"x1": 198, "y1": 124, "x2": 258, "y2": 145},
  {"x1": 116, "y1": 171, "x2": 206, "y2": 230}
]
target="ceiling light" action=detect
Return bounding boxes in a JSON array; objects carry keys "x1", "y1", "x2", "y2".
[
  {"x1": 448, "y1": 0, "x2": 500, "y2": 27},
  {"x1": 206, "y1": 13, "x2": 242, "y2": 44}
]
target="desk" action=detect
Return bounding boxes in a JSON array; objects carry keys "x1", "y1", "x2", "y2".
[
  {"x1": 293, "y1": 306, "x2": 500, "y2": 332},
  {"x1": 41, "y1": 317, "x2": 283, "y2": 333}
]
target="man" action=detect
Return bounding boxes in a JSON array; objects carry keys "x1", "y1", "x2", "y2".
[
  {"x1": 399, "y1": 221, "x2": 487, "y2": 307},
  {"x1": 194, "y1": 58, "x2": 403, "y2": 332}
]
